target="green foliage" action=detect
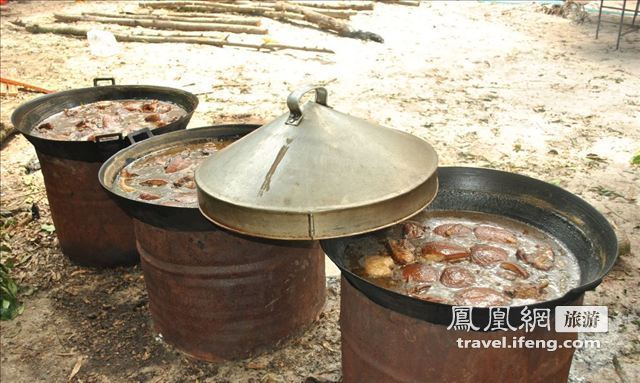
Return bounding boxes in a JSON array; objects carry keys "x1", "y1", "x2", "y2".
[
  {"x1": 632, "y1": 153, "x2": 640, "y2": 166},
  {"x1": 0, "y1": 262, "x2": 24, "y2": 320},
  {"x1": 40, "y1": 224, "x2": 55, "y2": 234}
]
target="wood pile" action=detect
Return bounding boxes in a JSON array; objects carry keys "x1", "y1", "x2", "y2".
[{"x1": 17, "y1": 0, "x2": 422, "y2": 54}]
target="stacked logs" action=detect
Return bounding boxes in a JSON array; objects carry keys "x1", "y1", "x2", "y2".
[{"x1": 19, "y1": 0, "x2": 421, "y2": 54}]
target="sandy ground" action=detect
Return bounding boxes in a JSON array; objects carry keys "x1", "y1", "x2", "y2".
[{"x1": 0, "y1": 1, "x2": 639, "y2": 382}]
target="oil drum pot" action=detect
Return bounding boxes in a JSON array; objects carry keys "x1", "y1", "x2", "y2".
[
  {"x1": 11, "y1": 78, "x2": 198, "y2": 267},
  {"x1": 99, "y1": 125, "x2": 326, "y2": 362},
  {"x1": 322, "y1": 167, "x2": 619, "y2": 383}
]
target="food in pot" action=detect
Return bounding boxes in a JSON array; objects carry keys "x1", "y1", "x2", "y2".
[
  {"x1": 516, "y1": 245, "x2": 555, "y2": 271},
  {"x1": 402, "y1": 221, "x2": 427, "y2": 239},
  {"x1": 420, "y1": 242, "x2": 469, "y2": 262},
  {"x1": 470, "y1": 244, "x2": 508, "y2": 267},
  {"x1": 474, "y1": 225, "x2": 518, "y2": 244},
  {"x1": 401, "y1": 263, "x2": 439, "y2": 284},
  {"x1": 386, "y1": 239, "x2": 416, "y2": 265},
  {"x1": 362, "y1": 255, "x2": 395, "y2": 278},
  {"x1": 433, "y1": 223, "x2": 472, "y2": 237},
  {"x1": 115, "y1": 137, "x2": 236, "y2": 207},
  {"x1": 33, "y1": 99, "x2": 187, "y2": 141},
  {"x1": 346, "y1": 211, "x2": 580, "y2": 307},
  {"x1": 440, "y1": 266, "x2": 475, "y2": 288}
]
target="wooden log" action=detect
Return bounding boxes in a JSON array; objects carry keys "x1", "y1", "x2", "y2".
[
  {"x1": 290, "y1": 1, "x2": 374, "y2": 11},
  {"x1": 140, "y1": 1, "x2": 354, "y2": 19},
  {"x1": 53, "y1": 14, "x2": 268, "y2": 34},
  {"x1": 21, "y1": 23, "x2": 334, "y2": 54},
  {"x1": 82, "y1": 11, "x2": 262, "y2": 26},
  {"x1": 240, "y1": 2, "x2": 356, "y2": 18},
  {"x1": 140, "y1": 2, "x2": 307, "y2": 21},
  {"x1": 274, "y1": 1, "x2": 383, "y2": 42},
  {"x1": 164, "y1": 11, "x2": 262, "y2": 22},
  {"x1": 377, "y1": 0, "x2": 421, "y2": 6},
  {"x1": 141, "y1": 1, "x2": 273, "y2": 12}
]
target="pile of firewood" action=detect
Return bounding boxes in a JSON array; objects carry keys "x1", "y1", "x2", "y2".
[{"x1": 16, "y1": 0, "x2": 421, "y2": 54}]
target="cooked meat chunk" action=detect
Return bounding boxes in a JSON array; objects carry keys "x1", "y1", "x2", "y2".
[
  {"x1": 145, "y1": 113, "x2": 161, "y2": 123},
  {"x1": 401, "y1": 263, "x2": 439, "y2": 284},
  {"x1": 101, "y1": 115, "x2": 116, "y2": 129},
  {"x1": 402, "y1": 220, "x2": 427, "y2": 239},
  {"x1": 173, "y1": 175, "x2": 196, "y2": 189},
  {"x1": 504, "y1": 280, "x2": 549, "y2": 300},
  {"x1": 454, "y1": 287, "x2": 511, "y2": 307},
  {"x1": 440, "y1": 266, "x2": 475, "y2": 288},
  {"x1": 75, "y1": 120, "x2": 90, "y2": 131},
  {"x1": 386, "y1": 239, "x2": 416, "y2": 265},
  {"x1": 164, "y1": 157, "x2": 192, "y2": 173},
  {"x1": 499, "y1": 262, "x2": 530, "y2": 279},
  {"x1": 421, "y1": 242, "x2": 469, "y2": 262},
  {"x1": 139, "y1": 192, "x2": 160, "y2": 201},
  {"x1": 122, "y1": 101, "x2": 142, "y2": 112},
  {"x1": 433, "y1": 223, "x2": 472, "y2": 237},
  {"x1": 362, "y1": 255, "x2": 395, "y2": 278},
  {"x1": 139, "y1": 178, "x2": 169, "y2": 187},
  {"x1": 38, "y1": 122, "x2": 53, "y2": 130},
  {"x1": 474, "y1": 225, "x2": 518, "y2": 244},
  {"x1": 470, "y1": 244, "x2": 509, "y2": 267},
  {"x1": 142, "y1": 100, "x2": 158, "y2": 112},
  {"x1": 516, "y1": 245, "x2": 554, "y2": 271}
]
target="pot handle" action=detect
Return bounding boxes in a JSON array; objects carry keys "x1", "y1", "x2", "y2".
[
  {"x1": 94, "y1": 132, "x2": 123, "y2": 143},
  {"x1": 93, "y1": 77, "x2": 116, "y2": 87},
  {"x1": 286, "y1": 85, "x2": 328, "y2": 126},
  {"x1": 126, "y1": 128, "x2": 154, "y2": 145},
  {"x1": 94, "y1": 132, "x2": 124, "y2": 159}
]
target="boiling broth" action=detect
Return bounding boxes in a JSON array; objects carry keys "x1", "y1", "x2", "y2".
[
  {"x1": 33, "y1": 99, "x2": 187, "y2": 141},
  {"x1": 347, "y1": 211, "x2": 581, "y2": 307},
  {"x1": 115, "y1": 137, "x2": 236, "y2": 207}
]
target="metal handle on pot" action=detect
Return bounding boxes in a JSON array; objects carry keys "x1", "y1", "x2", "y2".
[
  {"x1": 126, "y1": 128, "x2": 154, "y2": 145},
  {"x1": 94, "y1": 132, "x2": 123, "y2": 143},
  {"x1": 286, "y1": 85, "x2": 329, "y2": 126},
  {"x1": 94, "y1": 132, "x2": 124, "y2": 160},
  {"x1": 93, "y1": 77, "x2": 116, "y2": 87}
]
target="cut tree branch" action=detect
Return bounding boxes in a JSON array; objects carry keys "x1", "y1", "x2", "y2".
[
  {"x1": 274, "y1": 1, "x2": 383, "y2": 42},
  {"x1": 290, "y1": 1, "x2": 374, "y2": 11},
  {"x1": 82, "y1": 12, "x2": 262, "y2": 26},
  {"x1": 140, "y1": 1, "x2": 355, "y2": 19},
  {"x1": 54, "y1": 13, "x2": 268, "y2": 34}
]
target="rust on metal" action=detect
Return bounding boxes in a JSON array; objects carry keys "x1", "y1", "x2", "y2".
[
  {"x1": 340, "y1": 277, "x2": 580, "y2": 383},
  {"x1": 134, "y1": 219, "x2": 326, "y2": 362},
  {"x1": 38, "y1": 152, "x2": 138, "y2": 267}
]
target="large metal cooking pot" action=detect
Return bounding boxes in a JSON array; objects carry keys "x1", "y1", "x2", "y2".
[
  {"x1": 10, "y1": 78, "x2": 198, "y2": 267},
  {"x1": 12, "y1": 78, "x2": 198, "y2": 161},
  {"x1": 99, "y1": 125, "x2": 326, "y2": 362},
  {"x1": 322, "y1": 166, "x2": 619, "y2": 383}
]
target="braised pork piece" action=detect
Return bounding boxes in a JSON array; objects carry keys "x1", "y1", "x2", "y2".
[
  {"x1": 348, "y1": 211, "x2": 580, "y2": 307},
  {"x1": 33, "y1": 99, "x2": 187, "y2": 141},
  {"x1": 115, "y1": 138, "x2": 236, "y2": 207}
]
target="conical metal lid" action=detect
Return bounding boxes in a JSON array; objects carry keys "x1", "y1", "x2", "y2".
[{"x1": 195, "y1": 85, "x2": 438, "y2": 240}]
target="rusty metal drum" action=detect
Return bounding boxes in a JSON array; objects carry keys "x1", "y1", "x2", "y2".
[
  {"x1": 99, "y1": 125, "x2": 326, "y2": 361},
  {"x1": 37, "y1": 152, "x2": 139, "y2": 267},
  {"x1": 340, "y1": 276, "x2": 580, "y2": 383},
  {"x1": 11, "y1": 78, "x2": 198, "y2": 267},
  {"x1": 135, "y1": 219, "x2": 326, "y2": 362}
]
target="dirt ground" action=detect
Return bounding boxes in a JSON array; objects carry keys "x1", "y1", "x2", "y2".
[{"x1": 0, "y1": 1, "x2": 639, "y2": 382}]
